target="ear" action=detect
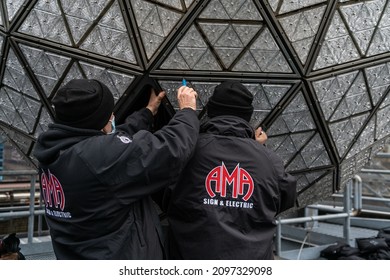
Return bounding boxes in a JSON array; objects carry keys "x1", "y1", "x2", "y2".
[{"x1": 101, "y1": 113, "x2": 114, "y2": 134}]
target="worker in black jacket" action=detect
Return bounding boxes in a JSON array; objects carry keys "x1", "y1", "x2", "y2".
[
  {"x1": 165, "y1": 81, "x2": 297, "y2": 260},
  {"x1": 33, "y1": 79, "x2": 199, "y2": 259}
]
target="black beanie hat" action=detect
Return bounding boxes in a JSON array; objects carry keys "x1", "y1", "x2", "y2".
[
  {"x1": 52, "y1": 79, "x2": 114, "y2": 130},
  {"x1": 207, "y1": 81, "x2": 254, "y2": 122}
]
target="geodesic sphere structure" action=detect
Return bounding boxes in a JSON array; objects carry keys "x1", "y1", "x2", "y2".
[{"x1": 0, "y1": 0, "x2": 389, "y2": 206}]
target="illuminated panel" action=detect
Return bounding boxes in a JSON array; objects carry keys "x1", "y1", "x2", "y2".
[
  {"x1": 130, "y1": 0, "x2": 184, "y2": 60},
  {"x1": 269, "y1": 0, "x2": 327, "y2": 14},
  {"x1": 19, "y1": 45, "x2": 72, "y2": 97},
  {"x1": 79, "y1": 1, "x2": 136, "y2": 63},
  {"x1": 279, "y1": 5, "x2": 326, "y2": 64},
  {"x1": 0, "y1": 125, "x2": 33, "y2": 157},
  {"x1": 160, "y1": 0, "x2": 292, "y2": 73},
  {"x1": 19, "y1": 0, "x2": 72, "y2": 45},
  {"x1": 59, "y1": 0, "x2": 111, "y2": 44},
  {"x1": 313, "y1": 10, "x2": 360, "y2": 70},
  {"x1": 159, "y1": 80, "x2": 293, "y2": 126},
  {"x1": 6, "y1": 0, "x2": 28, "y2": 22}
]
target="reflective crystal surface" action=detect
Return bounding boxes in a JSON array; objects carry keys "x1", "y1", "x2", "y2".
[{"x1": 0, "y1": 0, "x2": 389, "y2": 207}]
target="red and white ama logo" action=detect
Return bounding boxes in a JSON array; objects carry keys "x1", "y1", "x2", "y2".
[
  {"x1": 40, "y1": 169, "x2": 65, "y2": 211},
  {"x1": 205, "y1": 162, "x2": 254, "y2": 201}
]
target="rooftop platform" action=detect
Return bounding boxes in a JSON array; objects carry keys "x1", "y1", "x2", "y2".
[{"x1": 19, "y1": 236, "x2": 55, "y2": 260}]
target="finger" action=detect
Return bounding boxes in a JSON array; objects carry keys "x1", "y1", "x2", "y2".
[{"x1": 185, "y1": 87, "x2": 196, "y2": 97}]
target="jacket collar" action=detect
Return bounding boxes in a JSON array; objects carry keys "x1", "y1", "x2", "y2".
[
  {"x1": 33, "y1": 123, "x2": 104, "y2": 165},
  {"x1": 200, "y1": 115, "x2": 255, "y2": 139}
]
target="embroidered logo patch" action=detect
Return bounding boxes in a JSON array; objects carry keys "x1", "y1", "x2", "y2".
[
  {"x1": 204, "y1": 162, "x2": 254, "y2": 209},
  {"x1": 117, "y1": 135, "x2": 132, "y2": 143},
  {"x1": 41, "y1": 169, "x2": 72, "y2": 219}
]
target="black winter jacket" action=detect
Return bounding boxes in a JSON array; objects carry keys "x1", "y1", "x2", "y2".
[
  {"x1": 165, "y1": 116, "x2": 296, "y2": 259},
  {"x1": 33, "y1": 108, "x2": 199, "y2": 259}
]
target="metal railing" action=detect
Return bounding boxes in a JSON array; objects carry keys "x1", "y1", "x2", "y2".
[
  {"x1": 0, "y1": 170, "x2": 44, "y2": 244},
  {"x1": 275, "y1": 174, "x2": 390, "y2": 257},
  {"x1": 275, "y1": 175, "x2": 362, "y2": 257}
]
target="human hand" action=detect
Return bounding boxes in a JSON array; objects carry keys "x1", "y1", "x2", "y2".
[
  {"x1": 177, "y1": 86, "x2": 197, "y2": 111},
  {"x1": 255, "y1": 127, "x2": 267, "y2": 145},
  {"x1": 146, "y1": 88, "x2": 165, "y2": 116}
]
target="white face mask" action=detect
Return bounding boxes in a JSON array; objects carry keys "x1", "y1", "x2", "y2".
[{"x1": 107, "y1": 116, "x2": 116, "y2": 134}]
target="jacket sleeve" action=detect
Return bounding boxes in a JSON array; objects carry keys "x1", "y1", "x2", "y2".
[
  {"x1": 87, "y1": 108, "x2": 199, "y2": 204},
  {"x1": 117, "y1": 108, "x2": 154, "y2": 134},
  {"x1": 278, "y1": 170, "x2": 297, "y2": 213},
  {"x1": 270, "y1": 151, "x2": 297, "y2": 214}
]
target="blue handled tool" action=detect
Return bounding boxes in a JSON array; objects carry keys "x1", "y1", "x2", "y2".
[{"x1": 182, "y1": 78, "x2": 187, "y2": 86}]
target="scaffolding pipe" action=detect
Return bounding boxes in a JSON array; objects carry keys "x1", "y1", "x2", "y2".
[
  {"x1": 311, "y1": 175, "x2": 363, "y2": 213},
  {"x1": 275, "y1": 177, "x2": 363, "y2": 256},
  {"x1": 344, "y1": 181, "x2": 352, "y2": 246},
  {"x1": 0, "y1": 170, "x2": 38, "y2": 176},
  {"x1": 354, "y1": 175, "x2": 362, "y2": 211},
  {"x1": 0, "y1": 205, "x2": 43, "y2": 212},
  {"x1": 375, "y1": 152, "x2": 390, "y2": 158},
  {"x1": 277, "y1": 212, "x2": 351, "y2": 225},
  {"x1": 27, "y1": 175, "x2": 37, "y2": 243},
  {"x1": 0, "y1": 170, "x2": 41, "y2": 244},
  {"x1": 306, "y1": 204, "x2": 344, "y2": 213},
  {"x1": 275, "y1": 212, "x2": 352, "y2": 257},
  {"x1": 359, "y1": 196, "x2": 390, "y2": 203},
  {"x1": 360, "y1": 169, "x2": 390, "y2": 174},
  {"x1": 0, "y1": 210, "x2": 45, "y2": 218},
  {"x1": 331, "y1": 193, "x2": 390, "y2": 203},
  {"x1": 276, "y1": 217, "x2": 282, "y2": 257}
]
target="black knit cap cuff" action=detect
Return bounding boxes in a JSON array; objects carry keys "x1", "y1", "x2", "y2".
[
  {"x1": 52, "y1": 79, "x2": 114, "y2": 130},
  {"x1": 206, "y1": 81, "x2": 254, "y2": 122},
  {"x1": 207, "y1": 100, "x2": 253, "y2": 122}
]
